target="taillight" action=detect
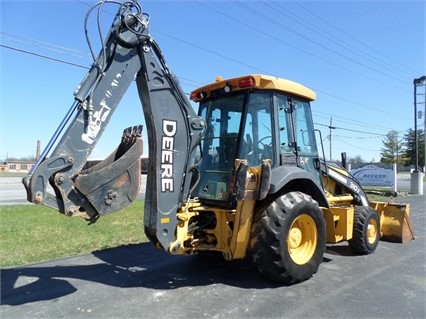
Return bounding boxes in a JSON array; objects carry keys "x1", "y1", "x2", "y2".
[
  {"x1": 238, "y1": 76, "x2": 255, "y2": 88},
  {"x1": 190, "y1": 91, "x2": 200, "y2": 101},
  {"x1": 190, "y1": 90, "x2": 207, "y2": 101}
]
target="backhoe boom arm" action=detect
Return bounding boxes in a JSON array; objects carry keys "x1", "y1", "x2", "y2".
[{"x1": 22, "y1": 0, "x2": 205, "y2": 249}]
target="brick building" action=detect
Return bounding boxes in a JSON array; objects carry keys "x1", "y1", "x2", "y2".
[{"x1": 0, "y1": 160, "x2": 35, "y2": 173}]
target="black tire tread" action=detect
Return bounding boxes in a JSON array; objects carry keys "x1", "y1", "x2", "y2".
[
  {"x1": 249, "y1": 191, "x2": 326, "y2": 284},
  {"x1": 348, "y1": 206, "x2": 380, "y2": 255}
]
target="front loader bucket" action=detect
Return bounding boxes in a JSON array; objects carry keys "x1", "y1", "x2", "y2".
[
  {"x1": 370, "y1": 201, "x2": 416, "y2": 243},
  {"x1": 74, "y1": 125, "x2": 143, "y2": 217}
]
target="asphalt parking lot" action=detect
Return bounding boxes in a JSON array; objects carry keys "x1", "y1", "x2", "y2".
[{"x1": 1, "y1": 194, "x2": 425, "y2": 319}]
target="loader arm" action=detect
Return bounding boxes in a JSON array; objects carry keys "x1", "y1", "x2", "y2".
[
  {"x1": 321, "y1": 161, "x2": 369, "y2": 206},
  {"x1": 320, "y1": 161, "x2": 415, "y2": 243},
  {"x1": 22, "y1": 1, "x2": 205, "y2": 248}
]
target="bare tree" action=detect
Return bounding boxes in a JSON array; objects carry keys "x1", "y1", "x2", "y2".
[{"x1": 349, "y1": 155, "x2": 364, "y2": 164}]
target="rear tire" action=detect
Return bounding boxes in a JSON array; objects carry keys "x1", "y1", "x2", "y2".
[
  {"x1": 348, "y1": 206, "x2": 380, "y2": 255},
  {"x1": 249, "y1": 191, "x2": 326, "y2": 284}
]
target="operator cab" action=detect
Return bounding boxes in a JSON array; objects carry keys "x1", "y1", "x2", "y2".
[{"x1": 190, "y1": 75, "x2": 321, "y2": 204}]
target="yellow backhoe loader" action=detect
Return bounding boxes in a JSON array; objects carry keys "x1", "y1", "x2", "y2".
[{"x1": 23, "y1": 0, "x2": 415, "y2": 284}]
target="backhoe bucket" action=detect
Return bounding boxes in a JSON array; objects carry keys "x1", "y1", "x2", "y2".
[
  {"x1": 74, "y1": 126, "x2": 143, "y2": 217},
  {"x1": 370, "y1": 201, "x2": 416, "y2": 243}
]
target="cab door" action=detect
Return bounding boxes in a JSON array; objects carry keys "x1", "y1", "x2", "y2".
[{"x1": 277, "y1": 94, "x2": 323, "y2": 186}]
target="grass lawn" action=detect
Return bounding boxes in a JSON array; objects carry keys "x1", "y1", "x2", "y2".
[{"x1": 0, "y1": 200, "x2": 148, "y2": 267}]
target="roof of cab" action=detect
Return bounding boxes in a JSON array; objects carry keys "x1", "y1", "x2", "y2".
[{"x1": 191, "y1": 74, "x2": 316, "y2": 101}]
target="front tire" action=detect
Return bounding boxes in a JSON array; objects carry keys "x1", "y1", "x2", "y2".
[
  {"x1": 249, "y1": 191, "x2": 326, "y2": 284},
  {"x1": 348, "y1": 206, "x2": 380, "y2": 255}
]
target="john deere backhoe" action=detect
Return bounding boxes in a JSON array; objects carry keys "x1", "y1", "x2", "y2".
[{"x1": 23, "y1": 0, "x2": 414, "y2": 284}]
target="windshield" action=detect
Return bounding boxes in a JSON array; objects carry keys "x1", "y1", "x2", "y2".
[
  {"x1": 199, "y1": 94, "x2": 244, "y2": 170},
  {"x1": 190, "y1": 93, "x2": 244, "y2": 203},
  {"x1": 191, "y1": 90, "x2": 276, "y2": 203}
]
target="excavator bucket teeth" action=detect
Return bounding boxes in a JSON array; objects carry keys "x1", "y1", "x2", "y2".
[
  {"x1": 370, "y1": 201, "x2": 416, "y2": 243},
  {"x1": 74, "y1": 125, "x2": 143, "y2": 216}
]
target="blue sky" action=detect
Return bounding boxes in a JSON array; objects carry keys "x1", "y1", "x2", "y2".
[{"x1": 1, "y1": 0, "x2": 425, "y2": 163}]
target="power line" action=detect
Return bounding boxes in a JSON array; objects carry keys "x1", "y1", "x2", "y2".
[
  {"x1": 1, "y1": 39, "x2": 398, "y2": 158},
  {"x1": 334, "y1": 134, "x2": 382, "y2": 140},
  {"x1": 151, "y1": 28, "x2": 270, "y2": 75},
  {"x1": 314, "y1": 88, "x2": 411, "y2": 121},
  {"x1": 334, "y1": 136, "x2": 382, "y2": 152},
  {"x1": 153, "y1": 24, "x2": 410, "y2": 121},
  {"x1": 267, "y1": 1, "x2": 414, "y2": 80},
  {"x1": 1, "y1": 2, "x2": 414, "y2": 134},
  {"x1": 314, "y1": 122, "x2": 386, "y2": 136},
  {"x1": 315, "y1": 120, "x2": 411, "y2": 141},
  {"x1": 3, "y1": 0, "x2": 413, "y2": 122},
  {"x1": 0, "y1": 44, "x2": 89, "y2": 69},
  {"x1": 312, "y1": 110, "x2": 396, "y2": 132},
  {"x1": 193, "y1": 1, "x2": 413, "y2": 122},
  {"x1": 2, "y1": 37, "x2": 409, "y2": 134},
  {"x1": 235, "y1": 0, "x2": 408, "y2": 86},
  {"x1": 290, "y1": 0, "x2": 419, "y2": 76},
  {"x1": 196, "y1": 0, "x2": 403, "y2": 91},
  {"x1": 0, "y1": 31, "x2": 90, "y2": 60}
]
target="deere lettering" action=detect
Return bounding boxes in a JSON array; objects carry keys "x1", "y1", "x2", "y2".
[{"x1": 161, "y1": 120, "x2": 177, "y2": 192}]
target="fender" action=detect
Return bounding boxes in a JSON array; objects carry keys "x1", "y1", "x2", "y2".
[{"x1": 268, "y1": 166, "x2": 329, "y2": 208}]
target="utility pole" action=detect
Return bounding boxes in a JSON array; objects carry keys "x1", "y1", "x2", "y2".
[
  {"x1": 413, "y1": 76, "x2": 426, "y2": 172},
  {"x1": 329, "y1": 117, "x2": 336, "y2": 161},
  {"x1": 420, "y1": 79, "x2": 426, "y2": 172},
  {"x1": 411, "y1": 76, "x2": 426, "y2": 195}
]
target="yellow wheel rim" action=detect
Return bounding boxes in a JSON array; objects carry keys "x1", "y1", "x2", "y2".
[
  {"x1": 288, "y1": 214, "x2": 317, "y2": 265},
  {"x1": 366, "y1": 218, "x2": 378, "y2": 244}
]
